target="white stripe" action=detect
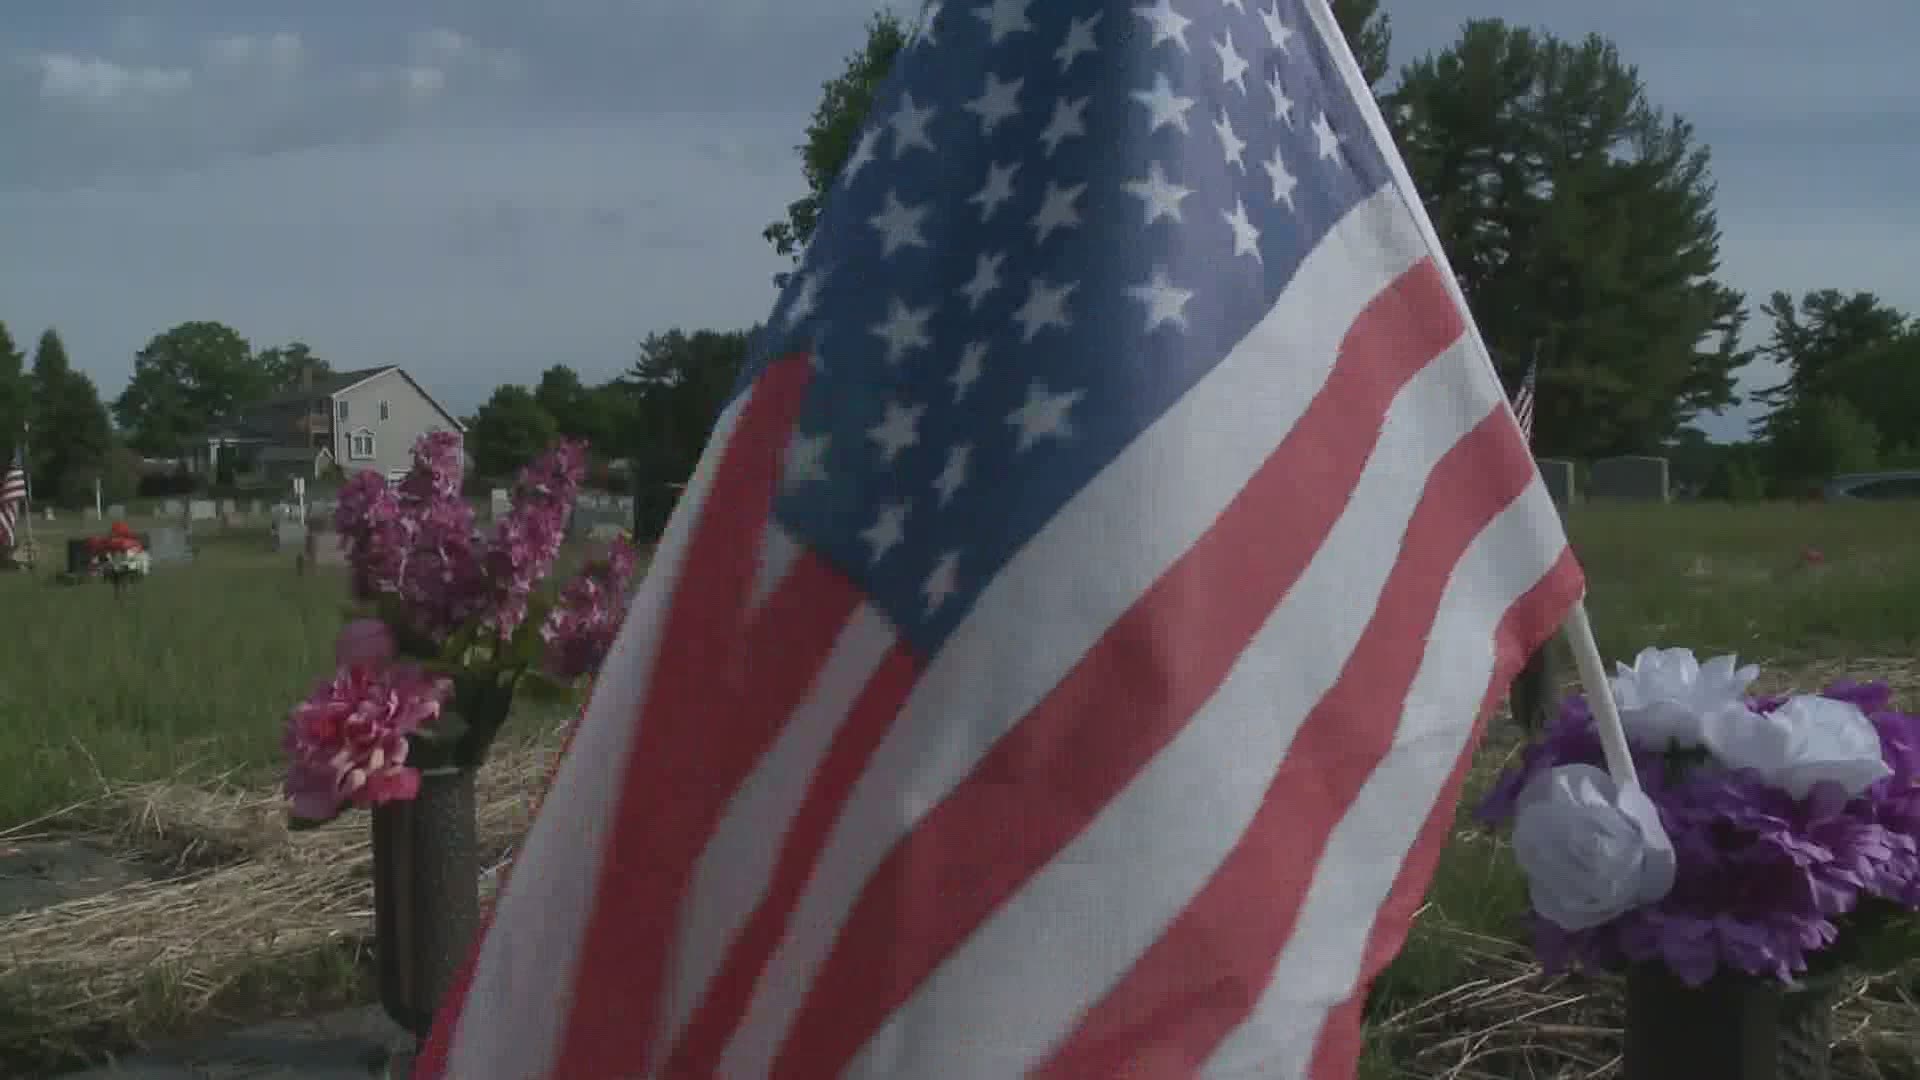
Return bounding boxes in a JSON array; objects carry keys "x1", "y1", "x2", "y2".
[
  {"x1": 714, "y1": 187, "x2": 1431, "y2": 1075},
  {"x1": 654, "y1": 601, "x2": 898, "y2": 1053},
  {"x1": 443, "y1": 392, "x2": 747, "y2": 1079},
  {"x1": 842, "y1": 339, "x2": 1507, "y2": 1077},
  {"x1": 1203, "y1": 478, "x2": 1568, "y2": 1078}
]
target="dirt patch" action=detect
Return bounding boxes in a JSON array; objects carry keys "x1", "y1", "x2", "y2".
[{"x1": 0, "y1": 840, "x2": 159, "y2": 919}]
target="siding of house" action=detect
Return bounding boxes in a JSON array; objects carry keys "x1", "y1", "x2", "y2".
[{"x1": 330, "y1": 370, "x2": 463, "y2": 480}]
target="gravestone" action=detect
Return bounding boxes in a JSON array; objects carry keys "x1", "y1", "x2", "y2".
[
  {"x1": 306, "y1": 528, "x2": 350, "y2": 567},
  {"x1": 1536, "y1": 458, "x2": 1577, "y2": 507},
  {"x1": 1590, "y1": 455, "x2": 1670, "y2": 502},
  {"x1": 274, "y1": 519, "x2": 309, "y2": 553},
  {"x1": 148, "y1": 526, "x2": 193, "y2": 565},
  {"x1": 105, "y1": 504, "x2": 126, "y2": 520},
  {"x1": 249, "y1": 499, "x2": 264, "y2": 515},
  {"x1": 162, "y1": 499, "x2": 185, "y2": 518},
  {"x1": 84, "y1": 506, "x2": 101, "y2": 521},
  {"x1": 585, "y1": 521, "x2": 627, "y2": 543},
  {"x1": 489, "y1": 488, "x2": 511, "y2": 520},
  {"x1": 189, "y1": 499, "x2": 217, "y2": 521},
  {"x1": 219, "y1": 498, "x2": 237, "y2": 516}
]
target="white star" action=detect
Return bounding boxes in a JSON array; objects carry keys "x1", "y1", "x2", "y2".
[
  {"x1": 867, "y1": 400, "x2": 925, "y2": 463},
  {"x1": 1055, "y1": 11, "x2": 1102, "y2": 73},
  {"x1": 860, "y1": 503, "x2": 909, "y2": 563},
  {"x1": 1012, "y1": 278, "x2": 1076, "y2": 342},
  {"x1": 781, "y1": 431, "x2": 829, "y2": 491},
  {"x1": 933, "y1": 444, "x2": 970, "y2": 504},
  {"x1": 1224, "y1": 198, "x2": 1261, "y2": 261},
  {"x1": 841, "y1": 127, "x2": 881, "y2": 186},
  {"x1": 888, "y1": 92, "x2": 937, "y2": 156},
  {"x1": 1130, "y1": 72, "x2": 1196, "y2": 134},
  {"x1": 1214, "y1": 109, "x2": 1247, "y2": 171},
  {"x1": 1123, "y1": 160, "x2": 1192, "y2": 225},
  {"x1": 963, "y1": 73, "x2": 1023, "y2": 137},
  {"x1": 915, "y1": 0, "x2": 943, "y2": 45},
  {"x1": 960, "y1": 251, "x2": 1005, "y2": 309},
  {"x1": 1029, "y1": 181, "x2": 1086, "y2": 244},
  {"x1": 870, "y1": 296, "x2": 935, "y2": 362},
  {"x1": 968, "y1": 160, "x2": 1020, "y2": 222},
  {"x1": 1312, "y1": 111, "x2": 1343, "y2": 162},
  {"x1": 1222, "y1": 0, "x2": 1244, "y2": 10},
  {"x1": 1261, "y1": 4, "x2": 1294, "y2": 52},
  {"x1": 973, "y1": 0, "x2": 1032, "y2": 44},
  {"x1": 783, "y1": 272, "x2": 820, "y2": 325},
  {"x1": 868, "y1": 190, "x2": 930, "y2": 256},
  {"x1": 923, "y1": 550, "x2": 961, "y2": 613},
  {"x1": 1007, "y1": 381, "x2": 1085, "y2": 452},
  {"x1": 1127, "y1": 266, "x2": 1194, "y2": 331},
  {"x1": 1266, "y1": 71, "x2": 1295, "y2": 125},
  {"x1": 1213, "y1": 31, "x2": 1249, "y2": 93},
  {"x1": 1038, "y1": 96, "x2": 1089, "y2": 156},
  {"x1": 1262, "y1": 147, "x2": 1297, "y2": 208},
  {"x1": 1133, "y1": 0, "x2": 1192, "y2": 52},
  {"x1": 951, "y1": 342, "x2": 986, "y2": 401}
]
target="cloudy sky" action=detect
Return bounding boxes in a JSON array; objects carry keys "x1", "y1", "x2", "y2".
[{"x1": 4, "y1": 1, "x2": 1913, "y2": 442}]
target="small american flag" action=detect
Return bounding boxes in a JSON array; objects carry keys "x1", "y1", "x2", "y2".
[
  {"x1": 1512, "y1": 354, "x2": 1538, "y2": 443},
  {"x1": 418, "y1": 1, "x2": 1582, "y2": 1076},
  {"x1": 0, "y1": 448, "x2": 25, "y2": 549}
]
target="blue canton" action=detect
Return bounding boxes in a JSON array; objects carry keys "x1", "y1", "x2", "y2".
[{"x1": 746, "y1": 0, "x2": 1396, "y2": 652}]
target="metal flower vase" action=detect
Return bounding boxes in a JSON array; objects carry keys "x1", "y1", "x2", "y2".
[{"x1": 1624, "y1": 968, "x2": 1836, "y2": 1080}]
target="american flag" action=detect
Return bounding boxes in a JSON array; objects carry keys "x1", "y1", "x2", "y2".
[
  {"x1": 1512, "y1": 354, "x2": 1538, "y2": 443},
  {"x1": 417, "y1": 0, "x2": 1583, "y2": 1076},
  {"x1": 0, "y1": 447, "x2": 25, "y2": 549}
]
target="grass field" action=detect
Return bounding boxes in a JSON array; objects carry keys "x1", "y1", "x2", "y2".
[{"x1": 1, "y1": 500, "x2": 1918, "y2": 1074}]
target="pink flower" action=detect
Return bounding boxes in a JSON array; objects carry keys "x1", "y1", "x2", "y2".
[
  {"x1": 484, "y1": 439, "x2": 587, "y2": 640},
  {"x1": 541, "y1": 535, "x2": 641, "y2": 678},
  {"x1": 335, "y1": 618, "x2": 398, "y2": 669},
  {"x1": 283, "y1": 664, "x2": 450, "y2": 821}
]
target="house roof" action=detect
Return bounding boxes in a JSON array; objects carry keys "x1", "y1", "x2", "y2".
[{"x1": 207, "y1": 365, "x2": 466, "y2": 441}]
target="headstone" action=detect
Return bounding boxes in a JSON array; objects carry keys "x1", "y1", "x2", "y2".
[
  {"x1": 490, "y1": 488, "x2": 512, "y2": 520},
  {"x1": 43, "y1": 508, "x2": 54, "y2": 521},
  {"x1": 189, "y1": 499, "x2": 217, "y2": 521},
  {"x1": 1590, "y1": 455, "x2": 1670, "y2": 502},
  {"x1": 274, "y1": 519, "x2": 309, "y2": 553},
  {"x1": 219, "y1": 498, "x2": 237, "y2": 516},
  {"x1": 306, "y1": 528, "x2": 350, "y2": 567},
  {"x1": 106, "y1": 504, "x2": 126, "y2": 520},
  {"x1": 249, "y1": 499, "x2": 264, "y2": 515},
  {"x1": 585, "y1": 521, "x2": 627, "y2": 543},
  {"x1": 1536, "y1": 458, "x2": 1577, "y2": 507},
  {"x1": 162, "y1": 499, "x2": 185, "y2": 518},
  {"x1": 148, "y1": 526, "x2": 193, "y2": 565},
  {"x1": 84, "y1": 506, "x2": 101, "y2": 521}
]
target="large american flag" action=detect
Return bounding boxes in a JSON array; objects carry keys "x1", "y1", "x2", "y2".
[
  {"x1": 417, "y1": 0, "x2": 1583, "y2": 1076},
  {"x1": 0, "y1": 447, "x2": 25, "y2": 549}
]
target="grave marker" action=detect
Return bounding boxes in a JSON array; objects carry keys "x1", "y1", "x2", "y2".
[
  {"x1": 1590, "y1": 455, "x2": 1670, "y2": 502},
  {"x1": 106, "y1": 504, "x2": 126, "y2": 519},
  {"x1": 489, "y1": 488, "x2": 511, "y2": 520},
  {"x1": 148, "y1": 526, "x2": 193, "y2": 565},
  {"x1": 1536, "y1": 458, "x2": 1577, "y2": 506}
]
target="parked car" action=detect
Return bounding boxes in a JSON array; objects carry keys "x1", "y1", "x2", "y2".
[{"x1": 1823, "y1": 471, "x2": 1920, "y2": 501}]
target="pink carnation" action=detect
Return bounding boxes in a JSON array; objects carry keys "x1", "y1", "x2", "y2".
[
  {"x1": 283, "y1": 665, "x2": 450, "y2": 821},
  {"x1": 484, "y1": 439, "x2": 587, "y2": 640},
  {"x1": 541, "y1": 535, "x2": 641, "y2": 679}
]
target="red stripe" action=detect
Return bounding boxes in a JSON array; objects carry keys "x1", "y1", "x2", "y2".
[
  {"x1": 1032, "y1": 410, "x2": 1541, "y2": 1076},
  {"x1": 767, "y1": 259, "x2": 1464, "y2": 1075},
  {"x1": 661, "y1": 642, "x2": 921, "y2": 1074},
  {"x1": 1305, "y1": 549, "x2": 1581, "y2": 1080},
  {"x1": 413, "y1": 356, "x2": 814, "y2": 1079},
  {"x1": 550, "y1": 366, "x2": 864, "y2": 1076}
]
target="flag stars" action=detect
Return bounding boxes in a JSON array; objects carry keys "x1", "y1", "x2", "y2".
[
  {"x1": 973, "y1": 0, "x2": 1032, "y2": 44},
  {"x1": 1130, "y1": 72, "x2": 1196, "y2": 135},
  {"x1": 1030, "y1": 181, "x2": 1086, "y2": 244},
  {"x1": 860, "y1": 503, "x2": 910, "y2": 563},
  {"x1": 870, "y1": 296, "x2": 934, "y2": 362},
  {"x1": 1038, "y1": 96, "x2": 1089, "y2": 156},
  {"x1": 915, "y1": 0, "x2": 943, "y2": 46},
  {"x1": 1134, "y1": 0, "x2": 1192, "y2": 52},
  {"x1": 1054, "y1": 11, "x2": 1102, "y2": 73},
  {"x1": 963, "y1": 73, "x2": 1023, "y2": 137},
  {"x1": 960, "y1": 252, "x2": 1005, "y2": 309},
  {"x1": 950, "y1": 342, "x2": 986, "y2": 401},
  {"x1": 1123, "y1": 160, "x2": 1192, "y2": 225},
  {"x1": 868, "y1": 190, "x2": 930, "y2": 256},
  {"x1": 1261, "y1": 3, "x2": 1294, "y2": 52},
  {"x1": 783, "y1": 272, "x2": 820, "y2": 325},
  {"x1": 1262, "y1": 147, "x2": 1297, "y2": 208},
  {"x1": 842, "y1": 127, "x2": 881, "y2": 186},
  {"x1": 888, "y1": 92, "x2": 937, "y2": 156},
  {"x1": 1012, "y1": 278, "x2": 1076, "y2": 342},
  {"x1": 1312, "y1": 111, "x2": 1343, "y2": 162},
  {"x1": 1214, "y1": 109, "x2": 1247, "y2": 171},
  {"x1": 923, "y1": 551, "x2": 962, "y2": 613},
  {"x1": 968, "y1": 161, "x2": 1020, "y2": 222},
  {"x1": 1225, "y1": 197, "x2": 1261, "y2": 260},
  {"x1": 1266, "y1": 71, "x2": 1294, "y2": 125},
  {"x1": 1213, "y1": 31, "x2": 1248, "y2": 93},
  {"x1": 1007, "y1": 382, "x2": 1085, "y2": 452},
  {"x1": 781, "y1": 431, "x2": 830, "y2": 491},
  {"x1": 1127, "y1": 266, "x2": 1195, "y2": 332},
  {"x1": 933, "y1": 444, "x2": 970, "y2": 504},
  {"x1": 867, "y1": 401, "x2": 925, "y2": 464}
]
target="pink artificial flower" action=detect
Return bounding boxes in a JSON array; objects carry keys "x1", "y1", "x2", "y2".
[
  {"x1": 484, "y1": 439, "x2": 587, "y2": 640},
  {"x1": 283, "y1": 664, "x2": 450, "y2": 821},
  {"x1": 334, "y1": 433, "x2": 488, "y2": 644},
  {"x1": 335, "y1": 618, "x2": 398, "y2": 669},
  {"x1": 541, "y1": 535, "x2": 641, "y2": 679}
]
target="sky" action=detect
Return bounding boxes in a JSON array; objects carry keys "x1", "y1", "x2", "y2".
[{"x1": 2, "y1": 1, "x2": 1914, "y2": 443}]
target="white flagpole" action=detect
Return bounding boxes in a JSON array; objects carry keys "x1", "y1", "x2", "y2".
[{"x1": 1563, "y1": 601, "x2": 1641, "y2": 790}]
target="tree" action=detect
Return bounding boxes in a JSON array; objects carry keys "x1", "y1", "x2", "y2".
[
  {"x1": 0, "y1": 322, "x2": 26, "y2": 453},
  {"x1": 1750, "y1": 290, "x2": 1911, "y2": 439},
  {"x1": 1763, "y1": 396, "x2": 1880, "y2": 497},
  {"x1": 255, "y1": 341, "x2": 333, "y2": 392},
  {"x1": 762, "y1": 4, "x2": 1393, "y2": 268},
  {"x1": 467, "y1": 385, "x2": 558, "y2": 477},
  {"x1": 623, "y1": 328, "x2": 750, "y2": 534},
  {"x1": 29, "y1": 330, "x2": 111, "y2": 504},
  {"x1": 114, "y1": 321, "x2": 271, "y2": 455},
  {"x1": 1388, "y1": 21, "x2": 1747, "y2": 455}
]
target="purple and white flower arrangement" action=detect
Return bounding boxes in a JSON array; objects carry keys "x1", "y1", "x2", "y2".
[{"x1": 1481, "y1": 647, "x2": 1920, "y2": 985}]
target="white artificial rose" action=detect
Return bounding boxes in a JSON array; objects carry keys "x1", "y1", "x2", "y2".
[
  {"x1": 1610, "y1": 646, "x2": 1760, "y2": 751},
  {"x1": 1700, "y1": 694, "x2": 1892, "y2": 799},
  {"x1": 1511, "y1": 764, "x2": 1676, "y2": 931}
]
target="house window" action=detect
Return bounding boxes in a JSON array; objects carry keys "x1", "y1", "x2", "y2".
[
  {"x1": 349, "y1": 429, "x2": 376, "y2": 460},
  {"x1": 336, "y1": 399, "x2": 349, "y2": 421},
  {"x1": 379, "y1": 400, "x2": 390, "y2": 422}
]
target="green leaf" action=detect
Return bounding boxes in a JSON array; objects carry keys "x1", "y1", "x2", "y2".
[
  {"x1": 413, "y1": 710, "x2": 471, "y2": 743},
  {"x1": 515, "y1": 668, "x2": 581, "y2": 706}
]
